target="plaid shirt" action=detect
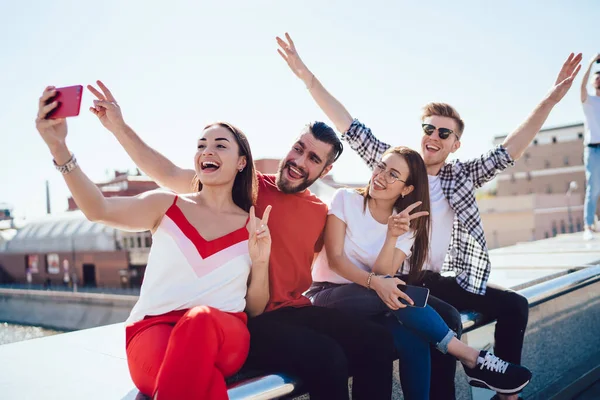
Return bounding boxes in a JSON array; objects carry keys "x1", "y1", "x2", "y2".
[{"x1": 342, "y1": 119, "x2": 514, "y2": 295}]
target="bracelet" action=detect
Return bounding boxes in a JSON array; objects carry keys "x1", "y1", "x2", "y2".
[
  {"x1": 53, "y1": 153, "x2": 78, "y2": 175},
  {"x1": 366, "y1": 272, "x2": 375, "y2": 289}
]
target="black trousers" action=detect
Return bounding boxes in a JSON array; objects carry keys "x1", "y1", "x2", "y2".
[
  {"x1": 243, "y1": 305, "x2": 395, "y2": 400},
  {"x1": 404, "y1": 271, "x2": 530, "y2": 400}
]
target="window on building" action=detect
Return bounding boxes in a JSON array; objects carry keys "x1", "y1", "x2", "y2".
[
  {"x1": 564, "y1": 156, "x2": 569, "y2": 166},
  {"x1": 578, "y1": 132, "x2": 584, "y2": 140},
  {"x1": 545, "y1": 160, "x2": 551, "y2": 168},
  {"x1": 533, "y1": 139, "x2": 538, "y2": 146},
  {"x1": 551, "y1": 221, "x2": 557, "y2": 237},
  {"x1": 137, "y1": 236, "x2": 142, "y2": 248},
  {"x1": 544, "y1": 232, "x2": 549, "y2": 239},
  {"x1": 129, "y1": 237, "x2": 135, "y2": 248},
  {"x1": 546, "y1": 185, "x2": 553, "y2": 194},
  {"x1": 560, "y1": 220, "x2": 566, "y2": 234},
  {"x1": 552, "y1": 136, "x2": 557, "y2": 144},
  {"x1": 576, "y1": 218, "x2": 583, "y2": 232},
  {"x1": 145, "y1": 235, "x2": 152, "y2": 248}
]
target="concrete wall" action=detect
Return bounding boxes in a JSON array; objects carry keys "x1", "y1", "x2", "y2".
[{"x1": 0, "y1": 289, "x2": 136, "y2": 331}]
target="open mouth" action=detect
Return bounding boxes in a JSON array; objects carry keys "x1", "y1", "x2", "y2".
[
  {"x1": 425, "y1": 143, "x2": 441, "y2": 153},
  {"x1": 372, "y1": 179, "x2": 386, "y2": 190},
  {"x1": 286, "y1": 164, "x2": 306, "y2": 180},
  {"x1": 201, "y1": 160, "x2": 221, "y2": 172}
]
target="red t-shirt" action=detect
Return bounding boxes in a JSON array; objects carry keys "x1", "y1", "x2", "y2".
[{"x1": 254, "y1": 173, "x2": 328, "y2": 312}]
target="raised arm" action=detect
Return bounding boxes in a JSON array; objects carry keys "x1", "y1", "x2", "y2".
[
  {"x1": 276, "y1": 33, "x2": 354, "y2": 134},
  {"x1": 502, "y1": 53, "x2": 582, "y2": 161},
  {"x1": 36, "y1": 87, "x2": 173, "y2": 232},
  {"x1": 581, "y1": 55, "x2": 600, "y2": 103},
  {"x1": 87, "y1": 81, "x2": 196, "y2": 194},
  {"x1": 277, "y1": 34, "x2": 391, "y2": 169}
]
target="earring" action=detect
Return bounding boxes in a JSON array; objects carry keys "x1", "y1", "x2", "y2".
[
  {"x1": 402, "y1": 194, "x2": 405, "y2": 198},
  {"x1": 238, "y1": 168, "x2": 243, "y2": 172}
]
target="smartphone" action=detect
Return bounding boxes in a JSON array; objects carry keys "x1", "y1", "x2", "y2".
[
  {"x1": 45, "y1": 85, "x2": 83, "y2": 119},
  {"x1": 398, "y1": 284, "x2": 430, "y2": 308}
]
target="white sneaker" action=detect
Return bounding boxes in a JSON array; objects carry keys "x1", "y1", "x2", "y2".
[{"x1": 584, "y1": 228, "x2": 594, "y2": 241}]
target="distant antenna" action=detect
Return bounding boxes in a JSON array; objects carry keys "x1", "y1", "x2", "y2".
[{"x1": 46, "y1": 180, "x2": 51, "y2": 214}]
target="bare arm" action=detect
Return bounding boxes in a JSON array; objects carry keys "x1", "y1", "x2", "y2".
[
  {"x1": 88, "y1": 81, "x2": 196, "y2": 194},
  {"x1": 35, "y1": 89, "x2": 172, "y2": 232},
  {"x1": 581, "y1": 55, "x2": 600, "y2": 103},
  {"x1": 325, "y1": 215, "x2": 410, "y2": 309},
  {"x1": 503, "y1": 53, "x2": 582, "y2": 160},
  {"x1": 277, "y1": 33, "x2": 354, "y2": 133},
  {"x1": 372, "y1": 203, "x2": 424, "y2": 276},
  {"x1": 245, "y1": 207, "x2": 272, "y2": 317}
]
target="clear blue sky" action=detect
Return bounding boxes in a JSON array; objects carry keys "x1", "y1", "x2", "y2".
[{"x1": 1, "y1": 0, "x2": 599, "y2": 219}]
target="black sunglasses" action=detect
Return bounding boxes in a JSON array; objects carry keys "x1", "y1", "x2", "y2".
[{"x1": 421, "y1": 124, "x2": 459, "y2": 140}]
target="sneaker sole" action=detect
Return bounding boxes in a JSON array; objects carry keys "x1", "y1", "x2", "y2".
[{"x1": 467, "y1": 377, "x2": 530, "y2": 394}]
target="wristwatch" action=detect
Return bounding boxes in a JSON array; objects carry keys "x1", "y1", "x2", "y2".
[{"x1": 53, "y1": 153, "x2": 78, "y2": 174}]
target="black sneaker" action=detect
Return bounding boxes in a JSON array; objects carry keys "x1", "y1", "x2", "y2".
[{"x1": 463, "y1": 351, "x2": 532, "y2": 394}]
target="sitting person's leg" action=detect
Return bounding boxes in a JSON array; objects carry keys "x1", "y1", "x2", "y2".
[
  {"x1": 126, "y1": 306, "x2": 249, "y2": 399},
  {"x1": 425, "y1": 275, "x2": 529, "y2": 365},
  {"x1": 427, "y1": 295, "x2": 462, "y2": 400},
  {"x1": 245, "y1": 306, "x2": 394, "y2": 400},
  {"x1": 373, "y1": 313, "x2": 431, "y2": 400},
  {"x1": 311, "y1": 281, "x2": 532, "y2": 395}
]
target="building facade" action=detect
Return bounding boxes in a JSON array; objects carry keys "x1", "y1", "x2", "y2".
[{"x1": 478, "y1": 122, "x2": 591, "y2": 249}]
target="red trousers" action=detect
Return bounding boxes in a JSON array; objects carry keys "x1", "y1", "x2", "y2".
[{"x1": 126, "y1": 306, "x2": 249, "y2": 400}]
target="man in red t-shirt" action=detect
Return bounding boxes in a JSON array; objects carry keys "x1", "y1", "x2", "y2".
[{"x1": 89, "y1": 82, "x2": 395, "y2": 400}]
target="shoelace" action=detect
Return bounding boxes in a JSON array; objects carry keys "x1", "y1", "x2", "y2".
[{"x1": 478, "y1": 353, "x2": 509, "y2": 374}]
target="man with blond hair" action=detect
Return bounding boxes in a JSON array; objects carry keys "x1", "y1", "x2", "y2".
[{"x1": 277, "y1": 32, "x2": 581, "y2": 400}]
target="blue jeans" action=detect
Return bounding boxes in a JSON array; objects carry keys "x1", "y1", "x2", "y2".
[
  {"x1": 307, "y1": 282, "x2": 457, "y2": 400},
  {"x1": 584, "y1": 146, "x2": 600, "y2": 226}
]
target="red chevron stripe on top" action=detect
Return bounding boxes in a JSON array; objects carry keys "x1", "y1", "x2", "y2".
[{"x1": 166, "y1": 202, "x2": 249, "y2": 259}]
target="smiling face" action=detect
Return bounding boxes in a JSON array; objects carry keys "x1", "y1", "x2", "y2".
[
  {"x1": 194, "y1": 125, "x2": 247, "y2": 188},
  {"x1": 368, "y1": 153, "x2": 413, "y2": 201},
  {"x1": 276, "y1": 131, "x2": 334, "y2": 194},
  {"x1": 420, "y1": 115, "x2": 461, "y2": 168}
]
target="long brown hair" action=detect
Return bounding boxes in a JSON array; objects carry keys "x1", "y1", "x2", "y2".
[
  {"x1": 191, "y1": 122, "x2": 258, "y2": 212},
  {"x1": 356, "y1": 146, "x2": 431, "y2": 283}
]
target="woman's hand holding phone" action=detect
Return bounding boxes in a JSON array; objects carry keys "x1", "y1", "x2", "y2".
[{"x1": 371, "y1": 276, "x2": 414, "y2": 310}]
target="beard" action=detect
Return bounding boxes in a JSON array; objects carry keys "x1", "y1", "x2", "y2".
[{"x1": 275, "y1": 160, "x2": 321, "y2": 194}]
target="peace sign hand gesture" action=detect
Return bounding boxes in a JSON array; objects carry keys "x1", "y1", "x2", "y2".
[
  {"x1": 387, "y1": 201, "x2": 429, "y2": 238},
  {"x1": 248, "y1": 206, "x2": 272, "y2": 266},
  {"x1": 87, "y1": 80, "x2": 126, "y2": 133}
]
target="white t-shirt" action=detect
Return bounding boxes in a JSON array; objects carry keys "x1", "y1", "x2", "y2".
[
  {"x1": 312, "y1": 188, "x2": 415, "y2": 285},
  {"x1": 404, "y1": 175, "x2": 454, "y2": 274},
  {"x1": 583, "y1": 95, "x2": 600, "y2": 145}
]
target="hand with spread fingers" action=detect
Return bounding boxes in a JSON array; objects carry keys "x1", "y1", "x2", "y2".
[
  {"x1": 248, "y1": 205, "x2": 272, "y2": 267},
  {"x1": 547, "y1": 53, "x2": 583, "y2": 104},
  {"x1": 276, "y1": 32, "x2": 313, "y2": 84},
  {"x1": 35, "y1": 86, "x2": 68, "y2": 149},
  {"x1": 87, "y1": 80, "x2": 126, "y2": 133},
  {"x1": 387, "y1": 201, "x2": 429, "y2": 238}
]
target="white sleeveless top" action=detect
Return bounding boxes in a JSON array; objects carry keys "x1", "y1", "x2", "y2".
[{"x1": 126, "y1": 197, "x2": 252, "y2": 324}]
